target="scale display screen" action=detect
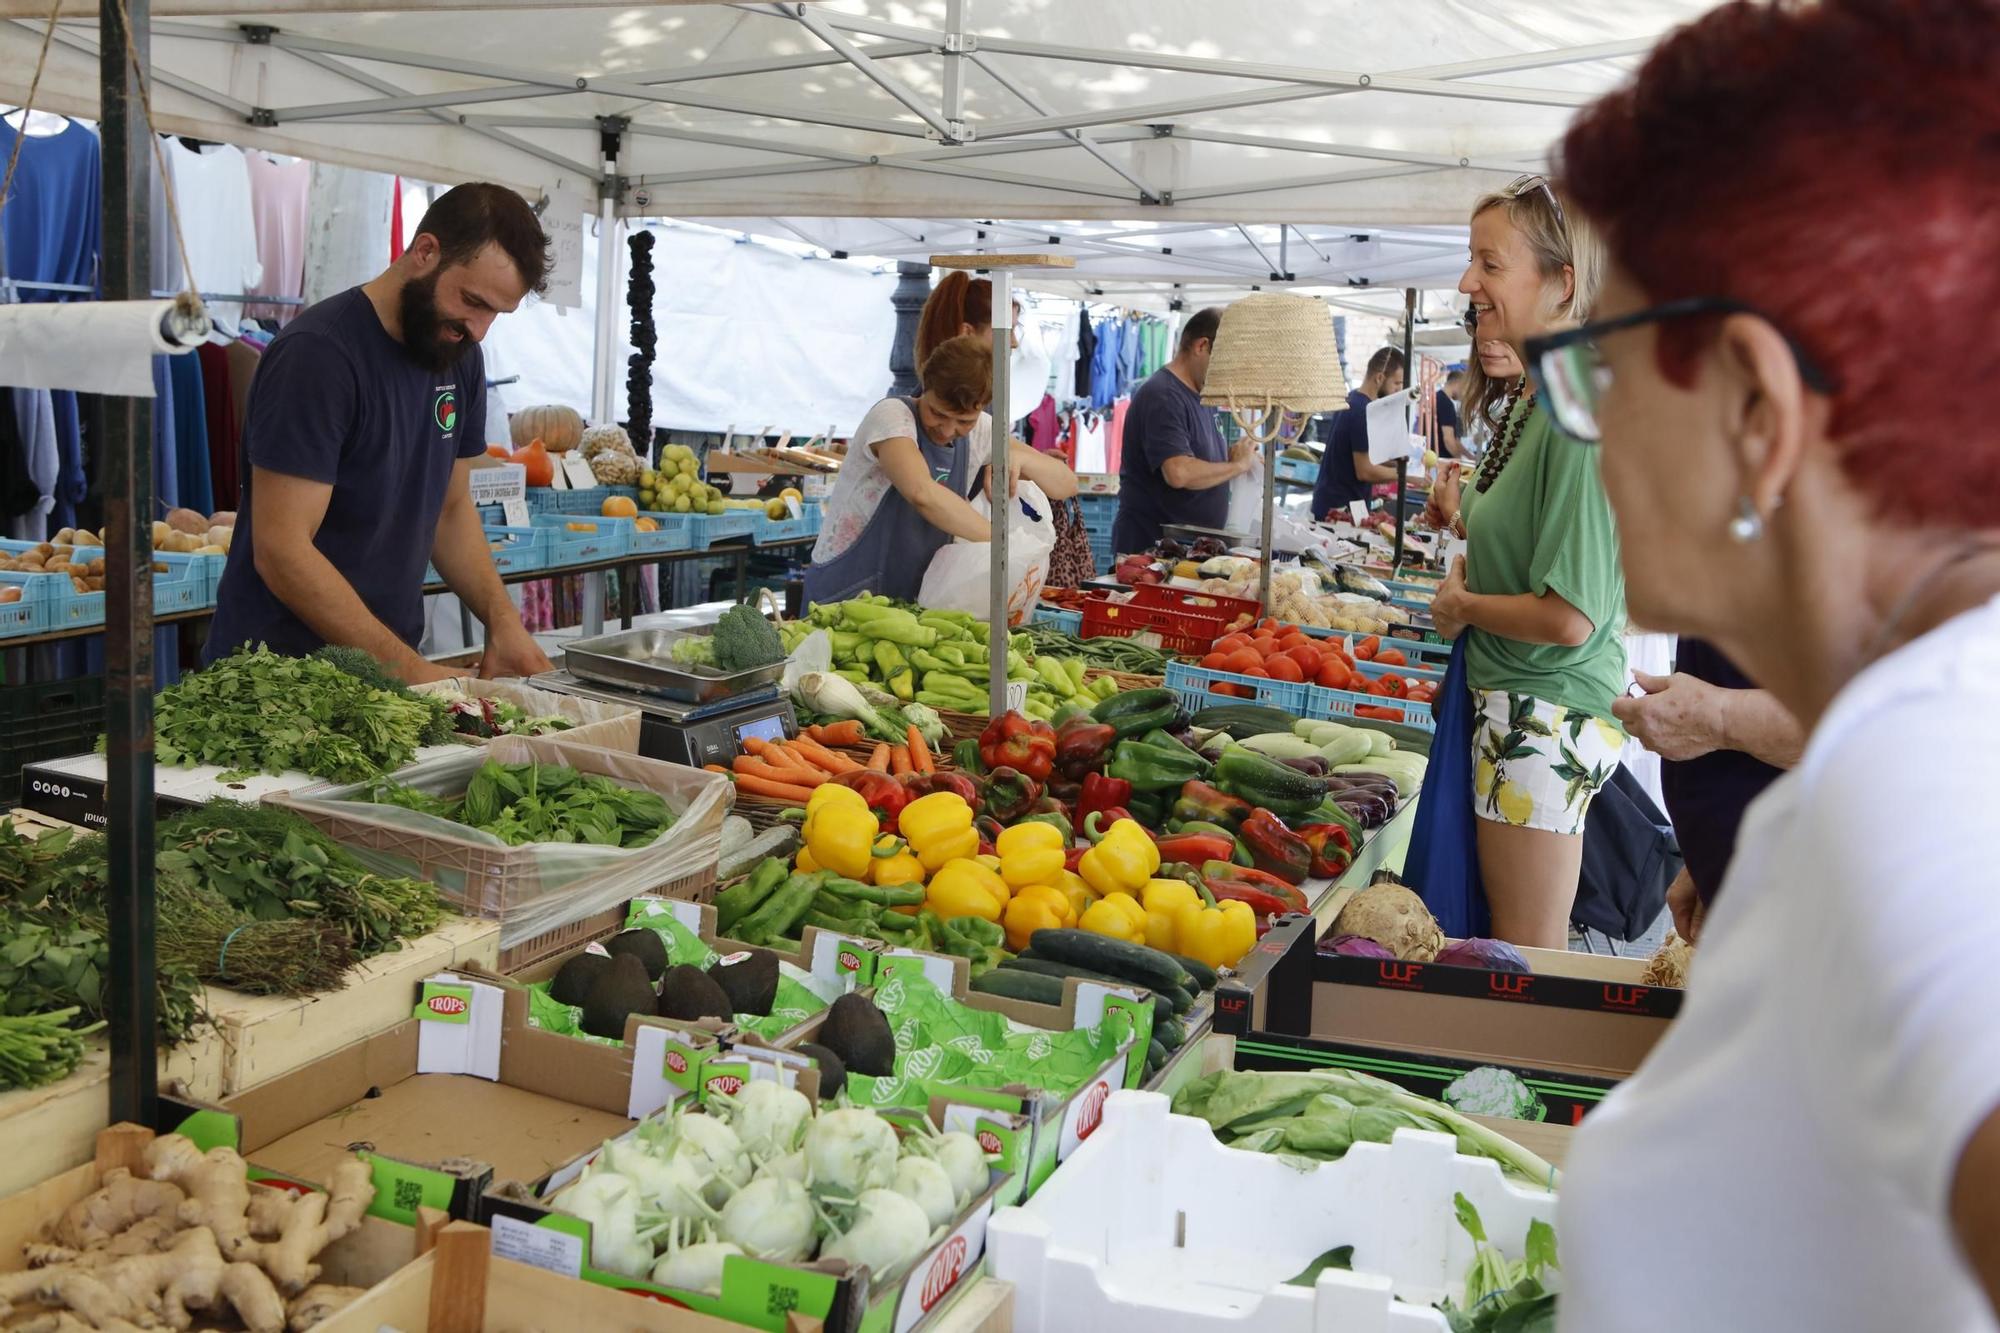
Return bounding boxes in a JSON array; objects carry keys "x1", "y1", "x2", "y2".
[{"x1": 734, "y1": 713, "x2": 789, "y2": 747}]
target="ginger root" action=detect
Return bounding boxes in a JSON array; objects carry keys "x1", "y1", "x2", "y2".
[
  {"x1": 285, "y1": 1283, "x2": 365, "y2": 1331},
  {"x1": 53, "y1": 1170, "x2": 186, "y2": 1252},
  {"x1": 146, "y1": 1136, "x2": 257, "y2": 1260},
  {"x1": 252, "y1": 1159, "x2": 375, "y2": 1296}
]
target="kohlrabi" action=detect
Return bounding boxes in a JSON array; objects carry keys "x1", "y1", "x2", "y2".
[
  {"x1": 659, "y1": 1109, "x2": 752, "y2": 1202},
  {"x1": 891, "y1": 1156, "x2": 958, "y2": 1230},
  {"x1": 555, "y1": 1171, "x2": 654, "y2": 1279},
  {"x1": 903, "y1": 1126, "x2": 990, "y2": 1208},
  {"x1": 601, "y1": 1136, "x2": 711, "y2": 1221},
  {"x1": 716, "y1": 1080, "x2": 811, "y2": 1160},
  {"x1": 821, "y1": 1188, "x2": 934, "y2": 1278},
  {"x1": 718, "y1": 1175, "x2": 817, "y2": 1263},
  {"x1": 649, "y1": 1217, "x2": 744, "y2": 1298},
  {"x1": 805, "y1": 1107, "x2": 900, "y2": 1198}
]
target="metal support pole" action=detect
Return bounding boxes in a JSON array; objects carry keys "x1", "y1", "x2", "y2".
[
  {"x1": 1260, "y1": 419, "x2": 1276, "y2": 616},
  {"x1": 987, "y1": 269, "x2": 1012, "y2": 717},
  {"x1": 100, "y1": 0, "x2": 157, "y2": 1128},
  {"x1": 1394, "y1": 286, "x2": 1416, "y2": 571},
  {"x1": 590, "y1": 136, "x2": 622, "y2": 425}
]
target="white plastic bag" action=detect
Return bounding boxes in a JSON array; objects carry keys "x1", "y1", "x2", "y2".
[
  {"x1": 918, "y1": 480, "x2": 1055, "y2": 626},
  {"x1": 1225, "y1": 466, "x2": 1266, "y2": 536}
]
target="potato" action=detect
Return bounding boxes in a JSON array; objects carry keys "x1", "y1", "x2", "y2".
[
  {"x1": 204, "y1": 527, "x2": 233, "y2": 551},
  {"x1": 193, "y1": 544, "x2": 225, "y2": 555},
  {"x1": 74, "y1": 530, "x2": 101, "y2": 547},
  {"x1": 0, "y1": 587, "x2": 20, "y2": 604},
  {"x1": 152, "y1": 520, "x2": 171, "y2": 545},
  {"x1": 53, "y1": 528, "x2": 73, "y2": 545},
  {"x1": 208, "y1": 510, "x2": 236, "y2": 527},
  {"x1": 35, "y1": 543, "x2": 53, "y2": 557},
  {"x1": 165, "y1": 507, "x2": 208, "y2": 535}
]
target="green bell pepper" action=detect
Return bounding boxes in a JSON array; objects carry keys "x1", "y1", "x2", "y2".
[{"x1": 1107, "y1": 738, "x2": 1209, "y2": 792}]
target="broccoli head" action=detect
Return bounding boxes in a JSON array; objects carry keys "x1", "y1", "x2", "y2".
[{"x1": 711, "y1": 605, "x2": 787, "y2": 671}]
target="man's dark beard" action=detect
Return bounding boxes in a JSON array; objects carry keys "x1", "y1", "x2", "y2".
[{"x1": 398, "y1": 271, "x2": 475, "y2": 372}]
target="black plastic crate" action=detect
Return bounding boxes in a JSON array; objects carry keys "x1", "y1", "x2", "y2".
[{"x1": 0, "y1": 676, "x2": 104, "y2": 808}]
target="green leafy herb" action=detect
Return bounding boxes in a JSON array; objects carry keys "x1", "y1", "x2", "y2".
[
  {"x1": 1439, "y1": 1195, "x2": 1560, "y2": 1333},
  {"x1": 1284, "y1": 1246, "x2": 1354, "y2": 1287},
  {"x1": 141, "y1": 645, "x2": 454, "y2": 781},
  {"x1": 365, "y1": 760, "x2": 675, "y2": 848}
]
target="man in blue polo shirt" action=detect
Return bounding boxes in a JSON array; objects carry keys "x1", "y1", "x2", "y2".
[
  {"x1": 1111, "y1": 307, "x2": 1257, "y2": 554},
  {"x1": 207, "y1": 183, "x2": 554, "y2": 684}
]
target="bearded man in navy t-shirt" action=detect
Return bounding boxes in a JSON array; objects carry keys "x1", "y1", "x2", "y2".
[{"x1": 206, "y1": 183, "x2": 554, "y2": 685}]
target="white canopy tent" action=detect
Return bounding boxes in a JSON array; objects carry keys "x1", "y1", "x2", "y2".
[{"x1": 1, "y1": 0, "x2": 1714, "y2": 232}]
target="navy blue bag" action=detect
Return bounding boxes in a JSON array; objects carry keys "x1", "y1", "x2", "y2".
[{"x1": 1399, "y1": 637, "x2": 1489, "y2": 939}]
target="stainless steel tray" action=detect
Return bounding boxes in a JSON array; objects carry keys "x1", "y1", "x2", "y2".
[{"x1": 562, "y1": 627, "x2": 786, "y2": 704}]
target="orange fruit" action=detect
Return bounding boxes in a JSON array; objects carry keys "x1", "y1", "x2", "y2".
[
  {"x1": 633, "y1": 517, "x2": 658, "y2": 533},
  {"x1": 601, "y1": 496, "x2": 639, "y2": 518}
]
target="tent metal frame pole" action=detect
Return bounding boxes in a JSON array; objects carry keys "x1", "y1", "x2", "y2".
[
  {"x1": 19, "y1": 18, "x2": 253, "y2": 117},
  {"x1": 968, "y1": 50, "x2": 1161, "y2": 204},
  {"x1": 790, "y1": 2, "x2": 955, "y2": 141},
  {"x1": 591, "y1": 136, "x2": 622, "y2": 426},
  {"x1": 99, "y1": 0, "x2": 157, "y2": 1130},
  {"x1": 1169, "y1": 128, "x2": 1536, "y2": 175},
  {"x1": 940, "y1": 0, "x2": 965, "y2": 130},
  {"x1": 1395, "y1": 287, "x2": 1416, "y2": 571},
  {"x1": 988, "y1": 268, "x2": 1011, "y2": 717}
]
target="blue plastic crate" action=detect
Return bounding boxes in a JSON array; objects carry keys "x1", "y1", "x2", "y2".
[
  {"x1": 1031, "y1": 607, "x2": 1082, "y2": 635},
  {"x1": 1275, "y1": 456, "x2": 1321, "y2": 485},
  {"x1": 1164, "y1": 660, "x2": 1312, "y2": 716},
  {"x1": 628, "y1": 512, "x2": 696, "y2": 555},
  {"x1": 753, "y1": 511, "x2": 815, "y2": 546},
  {"x1": 532, "y1": 514, "x2": 631, "y2": 567},
  {"x1": 1351, "y1": 656, "x2": 1444, "y2": 685},
  {"x1": 41, "y1": 552, "x2": 207, "y2": 627},
  {"x1": 1301, "y1": 683, "x2": 1439, "y2": 732},
  {"x1": 689, "y1": 511, "x2": 757, "y2": 549},
  {"x1": 0, "y1": 574, "x2": 53, "y2": 637},
  {"x1": 428, "y1": 522, "x2": 545, "y2": 584},
  {"x1": 529, "y1": 484, "x2": 640, "y2": 516}
]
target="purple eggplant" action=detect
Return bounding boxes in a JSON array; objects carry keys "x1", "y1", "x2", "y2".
[{"x1": 1280, "y1": 755, "x2": 1331, "y2": 777}]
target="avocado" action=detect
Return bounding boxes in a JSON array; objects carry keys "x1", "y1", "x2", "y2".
[
  {"x1": 549, "y1": 950, "x2": 612, "y2": 1008},
  {"x1": 604, "y1": 928, "x2": 668, "y2": 982},
  {"x1": 707, "y1": 948, "x2": 779, "y2": 1016},
  {"x1": 580, "y1": 954, "x2": 656, "y2": 1040},
  {"x1": 657, "y1": 963, "x2": 734, "y2": 1023},
  {"x1": 813, "y1": 992, "x2": 895, "y2": 1078},
  {"x1": 795, "y1": 1042, "x2": 846, "y2": 1101}
]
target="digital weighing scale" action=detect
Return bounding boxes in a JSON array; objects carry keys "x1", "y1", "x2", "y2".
[{"x1": 533, "y1": 670, "x2": 796, "y2": 769}]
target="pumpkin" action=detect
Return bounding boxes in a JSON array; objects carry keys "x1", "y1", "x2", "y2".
[
  {"x1": 486, "y1": 443, "x2": 510, "y2": 459},
  {"x1": 510, "y1": 404, "x2": 585, "y2": 453},
  {"x1": 510, "y1": 439, "x2": 556, "y2": 487}
]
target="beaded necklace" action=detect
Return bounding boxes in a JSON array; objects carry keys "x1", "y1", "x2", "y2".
[{"x1": 1472, "y1": 378, "x2": 1532, "y2": 493}]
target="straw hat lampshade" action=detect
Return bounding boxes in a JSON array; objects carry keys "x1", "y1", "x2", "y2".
[{"x1": 1199, "y1": 294, "x2": 1349, "y2": 611}]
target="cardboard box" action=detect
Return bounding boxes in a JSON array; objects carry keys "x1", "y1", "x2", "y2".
[
  {"x1": 0, "y1": 1035, "x2": 226, "y2": 1198},
  {"x1": 410, "y1": 675, "x2": 643, "y2": 754},
  {"x1": 484, "y1": 1094, "x2": 1023, "y2": 1333},
  {"x1": 1217, "y1": 912, "x2": 1677, "y2": 1084}
]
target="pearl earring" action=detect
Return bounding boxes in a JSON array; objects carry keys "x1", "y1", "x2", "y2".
[{"x1": 1728, "y1": 496, "x2": 1764, "y2": 544}]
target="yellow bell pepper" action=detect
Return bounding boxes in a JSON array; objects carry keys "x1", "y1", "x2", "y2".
[
  {"x1": 795, "y1": 845, "x2": 820, "y2": 873},
  {"x1": 926, "y1": 858, "x2": 1008, "y2": 922},
  {"x1": 1077, "y1": 819, "x2": 1160, "y2": 898},
  {"x1": 802, "y1": 799, "x2": 879, "y2": 880},
  {"x1": 995, "y1": 822, "x2": 1066, "y2": 889},
  {"x1": 1002, "y1": 883, "x2": 1073, "y2": 951},
  {"x1": 1174, "y1": 898, "x2": 1258, "y2": 969},
  {"x1": 976, "y1": 853, "x2": 1003, "y2": 874},
  {"x1": 1140, "y1": 879, "x2": 1199, "y2": 952},
  {"x1": 807, "y1": 783, "x2": 867, "y2": 816},
  {"x1": 872, "y1": 842, "x2": 926, "y2": 887},
  {"x1": 1079, "y1": 891, "x2": 1147, "y2": 944},
  {"x1": 1054, "y1": 870, "x2": 1094, "y2": 922},
  {"x1": 901, "y1": 792, "x2": 977, "y2": 871}
]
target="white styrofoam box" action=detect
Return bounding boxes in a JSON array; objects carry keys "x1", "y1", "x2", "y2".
[{"x1": 987, "y1": 1089, "x2": 1558, "y2": 1333}]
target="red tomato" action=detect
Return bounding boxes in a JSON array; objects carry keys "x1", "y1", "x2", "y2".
[
  {"x1": 1209, "y1": 681, "x2": 1249, "y2": 698},
  {"x1": 1284, "y1": 644, "x2": 1323, "y2": 675},
  {"x1": 1241, "y1": 666, "x2": 1271, "y2": 679},
  {"x1": 1353, "y1": 635, "x2": 1381, "y2": 662},
  {"x1": 1224, "y1": 648, "x2": 1264, "y2": 675},
  {"x1": 1200, "y1": 651, "x2": 1233, "y2": 670},
  {"x1": 1265, "y1": 655, "x2": 1304, "y2": 682},
  {"x1": 1356, "y1": 704, "x2": 1405, "y2": 721},
  {"x1": 1374, "y1": 649, "x2": 1408, "y2": 667},
  {"x1": 1214, "y1": 633, "x2": 1252, "y2": 654},
  {"x1": 1377, "y1": 674, "x2": 1409, "y2": 698},
  {"x1": 1316, "y1": 657, "x2": 1354, "y2": 691}
]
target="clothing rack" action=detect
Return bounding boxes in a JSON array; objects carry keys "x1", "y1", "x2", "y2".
[{"x1": 0, "y1": 278, "x2": 305, "y2": 307}]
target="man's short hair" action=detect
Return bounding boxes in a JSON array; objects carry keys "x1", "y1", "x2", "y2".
[
  {"x1": 1444, "y1": 368, "x2": 1467, "y2": 387},
  {"x1": 1179, "y1": 306, "x2": 1224, "y2": 353},
  {"x1": 414, "y1": 183, "x2": 553, "y2": 295}
]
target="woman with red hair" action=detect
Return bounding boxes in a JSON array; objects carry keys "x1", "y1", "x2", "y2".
[{"x1": 1545, "y1": 1, "x2": 2000, "y2": 1327}]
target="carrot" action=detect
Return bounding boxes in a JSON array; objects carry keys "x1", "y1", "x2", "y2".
[
  {"x1": 739, "y1": 739, "x2": 818, "y2": 777},
  {"x1": 734, "y1": 756, "x2": 825, "y2": 787},
  {"x1": 790, "y1": 734, "x2": 862, "y2": 774},
  {"x1": 815, "y1": 719, "x2": 865, "y2": 747},
  {"x1": 702, "y1": 764, "x2": 732, "y2": 775},
  {"x1": 889, "y1": 744, "x2": 911, "y2": 776},
  {"x1": 906, "y1": 724, "x2": 932, "y2": 772},
  {"x1": 769, "y1": 740, "x2": 829, "y2": 774},
  {"x1": 731, "y1": 773, "x2": 818, "y2": 802},
  {"x1": 868, "y1": 741, "x2": 891, "y2": 771},
  {"x1": 803, "y1": 724, "x2": 826, "y2": 743}
]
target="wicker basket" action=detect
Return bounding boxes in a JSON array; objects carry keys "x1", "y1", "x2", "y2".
[
  {"x1": 1083, "y1": 668, "x2": 1167, "y2": 693},
  {"x1": 267, "y1": 735, "x2": 730, "y2": 952}
]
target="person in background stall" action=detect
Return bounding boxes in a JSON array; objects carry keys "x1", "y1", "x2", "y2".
[
  {"x1": 1311, "y1": 347, "x2": 1407, "y2": 522},
  {"x1": 1424, "y1": 176, "x2": 1627, "y2": 950},
  {"x1": 1613, "y1": 641, "x2": 1804, "y2": 941},
  {"x1": 1437, "y1": 368, "x2": 1465, "y2": 458},
  {"x1": 1109, "y1": 307, "x2": 1258, "y2": 555},
  {"x1": 804, "y1": 336, "x2": 1076, "y2": 604},
  {"x1": 206, "y1": 182, "x2": 554, "y2": 684}
]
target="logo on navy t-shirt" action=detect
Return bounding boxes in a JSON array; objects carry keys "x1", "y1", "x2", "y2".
[{"x1": 433, "y1": 388, "x2": 458, "y2": 436}]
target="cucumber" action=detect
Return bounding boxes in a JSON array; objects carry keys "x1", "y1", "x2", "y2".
[
  {"x1": 1146, "y1": 1038, "x2": 1169, "y2": 1072},
  {"x1": 1155, "y1": 1017, "x2": 1187, "y2": 1052},
  {"x1": 1192, "y1": 704, "x2": 1301, "y2": 739},
  {"x1": 719, "y1": 824, "x2": 800, "y2": 881},
  {"x1": 1001, "y1": 959, "x2": 1173, "y2": 1025},
  {"x1": 1165, "y1": 952, "x2": 1218, "y2": 992},
  {"x1": 1025, "y1": 928, "x2": 1186, "y2": 992},
  {"x1": 970, "y1": 969, "x2": 1066, "y2": 1007}
]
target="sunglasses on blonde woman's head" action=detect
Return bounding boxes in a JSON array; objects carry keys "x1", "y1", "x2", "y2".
[
  {"x1": 1524, "y1": 296, "x2": 1838, "y2": 443},
  {"x1": 1503, "y1": 174, "x2": 1566, "y2": 227}
]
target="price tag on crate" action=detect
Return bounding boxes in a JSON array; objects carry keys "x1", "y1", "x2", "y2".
[
  {"x1": 501, "y1": 498, "x2": 530, "y2": 528},
  {"x1": 1348, "y1": 501, "x2": 1369, "y2": 525},
  {"x1": 784, "y1": 495, "x2": 803, "y2": 519},
  {"x1": 561, "y1": 455, "x2": 597, "y2": 489},
  {"x1": 803, "y1": 475, "x2": 830, "y2": 498},
  {"x1": 1004, "y1": 681, "x2": 1028, "y2": 714}
]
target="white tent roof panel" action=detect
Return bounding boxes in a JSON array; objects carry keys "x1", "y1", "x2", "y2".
[{"x1": 1, "y1": 0, "x2": 1718, "y2": 225}]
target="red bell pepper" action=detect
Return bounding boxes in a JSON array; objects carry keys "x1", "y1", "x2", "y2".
[
  {"x1": 1200, "y1": 861, "x2": 1313, "y2": 915},
  {"x1": 978, "y1": 767, "x2": 1043, "y2": 823},
  {"x1": 831, "y1": 769, "x2": 911, "y2": 831},
  {"x1": 902, "y1": 770, "x2": 979, "y2": 805},
  {"x1": 1077, "y1": 772, "x2": 1133, "y2": 828},
  {"x1": 1151, "y1": 832, "x2": 1236, "y2": 866},
  {"x1": 1204, "y1": 877, "x2": 1308, "y2": 918},
  {"x1": 1237, "y1": 808, "x2": 1313, "y2": 885},
  {"x1": 1296, "y1": 823, "x2": 1355, "y2": 878},
  {"x1": 1053, "y1": 719, "x2": 1118, "y2": 781},
  {"x1": 979, "y1": 711, "x2": 1058, "y2": 783}
]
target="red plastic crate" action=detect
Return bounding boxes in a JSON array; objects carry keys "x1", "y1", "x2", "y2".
[
  {"x1": 1078, "y1": 585, "x2": 1252, "y2": 655},
  {"x1": 1127, "y1": 584, "x2": 1263, "y2": 632}
]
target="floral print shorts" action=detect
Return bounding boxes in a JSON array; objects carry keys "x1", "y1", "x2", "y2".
[{"x1": 1470, "y1": 690, "x2": 1623, "y2": 835}]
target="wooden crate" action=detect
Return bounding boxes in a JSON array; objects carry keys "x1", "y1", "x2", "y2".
[
  {"x1": 206, "y1": 916, "x2": 501, "y2": 1094},
  {"x1": 318, "y1": 1221, "x2": 786, "y2": 1332}
]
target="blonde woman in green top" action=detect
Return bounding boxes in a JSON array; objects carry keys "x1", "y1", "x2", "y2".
[{"x1": 1428, "y1": 176, "x2": 1629, "y2": 949}]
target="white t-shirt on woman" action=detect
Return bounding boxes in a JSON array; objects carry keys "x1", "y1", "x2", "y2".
[
  {"x1": 811, "y1": 398, "x2": 991, "y2": 564},
  {"x1": 1557, "y1": 593, "x2": 2000, "y2": 1333}
]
